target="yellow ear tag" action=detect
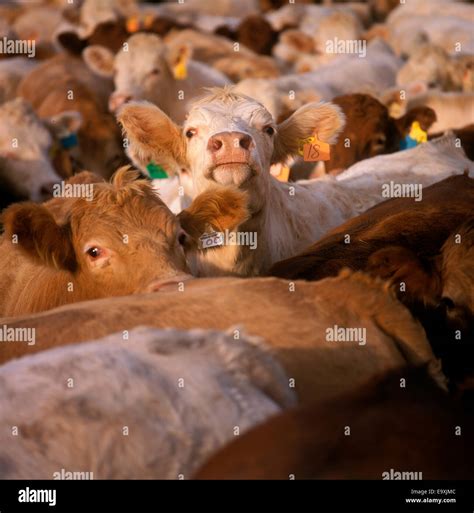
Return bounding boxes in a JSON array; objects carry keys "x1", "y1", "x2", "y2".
[
  {"x1": 276, "y1": 165, "x2": 290, "y2": 182},
  {"x1": 126, "y1": 16, "x2": 140, "y2": 33},
  {"x1": 270, "y1": 163, "x2": 290, "y2": 182},
  {"x1": 173, "y1": 53, "x2": 188, "y2": 80},
  {"x1": 409, "y1": 121, "x2": 427, "y2": 144},
  {"x1": 298, "y1": 134, "x2": 330, "y2": 161}
]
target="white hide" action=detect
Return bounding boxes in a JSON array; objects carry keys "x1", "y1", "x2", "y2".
[
  {"x1": 0, "y1": 98, "x2": 61, "y2": 202},
  {"x1": 235, "y1": 39, "x2": 402, "y2": 120},
  {"x1": 0, "y1": 326, "x2": 295, "y2": 479}
]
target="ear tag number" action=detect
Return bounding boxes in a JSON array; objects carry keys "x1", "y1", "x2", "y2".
[
  {"x1": 200, "y1": 232, "x2": 224, "y2": 249},
  {"x1": 298, "y1": 134, "x2": 330, "y2": 161}
]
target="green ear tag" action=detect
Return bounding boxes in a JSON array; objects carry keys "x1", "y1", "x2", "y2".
[{"x1": 146, "y1": 162, "x2": 168, "y2": 179}]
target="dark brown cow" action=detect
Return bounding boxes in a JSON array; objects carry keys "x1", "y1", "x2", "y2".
[
  {"x1": 215, "y1": 15, "x2": 279, "y2": 56},
  {"x1": 326, "y1": 94, "x2": 437, "y2": 174},
  {"x1": 269, "y1": 175, "x2": 474, "y2": 388},
  {"x1": 195, "y1": 366, "x2": 474, "y2": 480}
]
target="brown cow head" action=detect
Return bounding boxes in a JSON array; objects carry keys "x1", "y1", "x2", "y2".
[
  {"x1": 327, "y1": 94, "x2": 436, "y2": 173},
  {"x1": 2, "y1": 168, "x2": 250, "y2": 308}
]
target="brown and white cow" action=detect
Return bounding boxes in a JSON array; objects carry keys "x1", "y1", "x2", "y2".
[
  {"x1": 118, "y1": 88, "x2": 472, "y2": 277},
  {"x1": 0, "y1": 168, "x2": 249, "y2": 317}
]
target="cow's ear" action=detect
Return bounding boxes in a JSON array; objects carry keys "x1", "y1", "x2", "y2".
[
  {"x1": 272, "y1": 101, "x2": 345, "y2": 164},
  {"x1": 82, "y1": 45, "x2": 115, "y2": 77},
  {"x1": 394, "y1": 106, "x2": 437, "y2": 134},
  {"x1": 2, "y1": 203, "x2": 77, "y2": 272},
  {"x1": 178, "y1": 188, "x2": 250, "y2": 241},
  {"x1": 367, "y1": 246, "x2": 441, "y2": 307},
  {"x1": 166, "y1": 44, "x2": 192, "y2": 80},
  {"x1": 117, "y1": 101, "x2": 188, "y2": 172}
]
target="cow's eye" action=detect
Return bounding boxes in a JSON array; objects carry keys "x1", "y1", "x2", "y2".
[
  {"x1": 263, "y1": 125, "x2": 275, "y2": 136},
  {"x1": 185, "y1": 128, "x2": 196, "y2": 139},
  {"x1": 149, "y1": 68, "x2": 160, "y2": 76},
  {"x1": 440, "y1": 297, "x2": 455, "y2": 310},
  {"x1": 178, "y1": 231, "x2": 188, "y2": 246},
  {"x1": 86, "y1": 247, "x2": 101, "y2": 259}
]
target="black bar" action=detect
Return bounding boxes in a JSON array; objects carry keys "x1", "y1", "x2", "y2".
[{"x1": 0, "y1": 480, "x2": 472, "y2": 513}]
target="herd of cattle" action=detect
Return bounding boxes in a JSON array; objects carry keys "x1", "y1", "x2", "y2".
[{"x1": 0, "y1": 0, "x2": 473, "y2": 481}]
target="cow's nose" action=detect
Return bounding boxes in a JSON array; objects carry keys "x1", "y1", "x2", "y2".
[
  {"x1": 207, "y1": 132, "x2": 253, "y2": 154},
  {"x1": 109, "y1": 93, "x2": 133, "y2": 112}
]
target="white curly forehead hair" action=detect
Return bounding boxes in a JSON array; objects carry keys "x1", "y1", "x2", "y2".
[{"x1": 184, "y1": 87, "x2": 276, "y2": 130}]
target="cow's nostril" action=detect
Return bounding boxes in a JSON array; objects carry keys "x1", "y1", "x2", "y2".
[
  {"x1": 239, "y1": 134, "x2": 252, "y2": 150},
  {"x1": 208, "y1": 137, "x2": 223, "y2": 152}
]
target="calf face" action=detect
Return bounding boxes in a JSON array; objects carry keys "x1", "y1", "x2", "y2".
[
  {"x1": 0, "y1": 99, "x2": 79, "y2": 206},
  {"x1": 83, "y1": 33, "x2": 191, "y2": 113},
  {"x1": 117, "y1": 87, "x2": 344, "y2": 206},
  {"x1": 2, "y1": 168, "x2": 190, "y2": 299},
  {"x1": 1, "y1": 168, "x2": 251, "y2": 314}
]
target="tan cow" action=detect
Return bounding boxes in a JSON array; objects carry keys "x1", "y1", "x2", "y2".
[
  {"x1": 0, "y1": 271, "x2": 445, "y2": 406},
  {"x1": 0, "y1": 168, "x2": 249, "y2": 317}
]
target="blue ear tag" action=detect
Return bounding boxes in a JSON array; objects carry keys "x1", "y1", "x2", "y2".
[
  {"x1": 146, "y1": 162, "x2": 168, "y2": 179},
  {"x1": 399, "y1": 134, "x2": 418, "y2": 151},
  {"x1": 60, "y1": 132, "x2": 78, "y2": 149}
]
